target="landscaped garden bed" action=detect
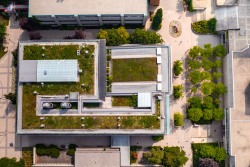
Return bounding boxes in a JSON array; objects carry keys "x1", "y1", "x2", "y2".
[
  {"x1": 112, "y1": 58, "x2": 158, "y2": 82},
  {"x1": 22, "y1": 147, "x2": 33, "y2": 167},
  {"x1": 192, "y1": 143, "x2": 226, "y2": 167},
  {"x1": 192, "y1": 18, "x2": 217, "y2": 34}
]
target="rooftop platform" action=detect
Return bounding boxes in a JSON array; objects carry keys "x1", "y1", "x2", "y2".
[{"x1": 29, "y1": 0, "x2": 147, "y2": 16}]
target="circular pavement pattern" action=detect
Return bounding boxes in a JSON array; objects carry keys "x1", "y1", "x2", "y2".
[{"x1": 169, "y1": 20, "x2": 182, "y2": 38}]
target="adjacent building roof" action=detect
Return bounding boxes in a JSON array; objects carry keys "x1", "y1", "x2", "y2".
[
  {"x1": 37, "y1": 60, "x2": 78, "y2": 82},
  {"x1": 19, "y1": 60, "x2": 37, "y2": 82},
  {"x1": 75, "y1": 150, "x2": 120, "y2": 167},
  {"x1": 29, "y1": 0, "x2": 147, "y2": 16},
  {"x1": 138, "y1": 93, "x2": 152, "y2": 108}
]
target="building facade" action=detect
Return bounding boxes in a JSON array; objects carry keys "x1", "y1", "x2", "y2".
[{"x1": 29, "y1": 0, "x2": 148, "y2": 26}]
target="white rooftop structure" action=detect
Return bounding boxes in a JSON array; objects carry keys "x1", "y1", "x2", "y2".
[
  {"x1": 37, "y1": 60, "x2": 78, "y2": 82},
  {"x1": 29, "y1": 0, "x2": 147, "y2": 16},
  {"x1": 137, "y1": 93, "x2": 152, "y2": 108}
]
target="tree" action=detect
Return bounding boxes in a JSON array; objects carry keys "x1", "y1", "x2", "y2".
[
  {"x1": 130, "y1": 28, "x2": 163, "y2": 45},
  {"x1": 200, "y1": 145, "x2": 216, "y2": 159},
  {"x1": 188, "y1": 97, "x2": 202, "y2": 109},
  {"x1": 0, "y1": 23, "x2": 7, "y2": 40},
  {"x1": 187, "y1": 108, "x2": 203, "y2": 122},
  {"x1": 174, "y1": 85, "x2": 184, "y2": 99},
  {"x1": 201, "y1": 58, "x2": 214, "y2": 71},
  {"x1": 212, "y1": 72, "x2": 223, "y2": 81},
  {"x1": 189, "y1": 46, "x2": 201, "y2": 59},
  {"x1": 147, "y1": 147, "x2": 164, "y2": 164},
  {"x1": 29, "y1": 32, "x2": 42, "y2": 40},
  {"x1": 152, "y1": 8, "x2": 163, "y2": 30},
  {"x1": 96, "y1": 27, "x2": 129, "y2": 46},
  {"x1": 187, "y1": 60, "x2": 201, "y2": 70},
  {"x1": 203, "y1": 96, "x2": 214, "y2": 109},
  {"x1": 189, "y1": 70, "x2": 201, "y2": 84},
  {"x1": 174, "y1": 60, "x2": 183, "y2": 76},
  {"x1": 213, "y1": 44, "x2": 226, "y2": 58},
  {"x1": 198, "y1": 158, "x2": 218, "y2": 167},
  {"x1": 174, "y1": 112, "x2": 184, "y2": 127},
  {"x1": 203, "y1": 109, "x2": 213, "y2": 120},
  {"x1": 162, "y1": 146, "x2": 188, "y2": 167},
  {"x1": 200, "y1": 71, "x2": 211, "y2": 81},
  {"x1": 213, "y1": 98, "x2": 221, "y2": 107},
  {"x1": 191, "y1": 87, "x2": 197, "y2": 93},
  {"x1": 213, "y1": 60, "x2": 221, "y2": 70},
  {"x1": 201, "y1": 82, "x2": 215, "y2": 95},
  {"x1": 0, "y1": 157, "x2": 25, "y2": 167},
  {"x1": 213, "y1": 83, "x2": 226, "y2": 96},
  {"x1": 201, "y1": 44, "x2": 213, "y2": 58},
  {"x1": 4, "y1": 93, "x2": 16, "y2": 104},
  {"x1": 215, "y1": 147, "x2": 227, "y2": 162},
  {"x1": 213, "y1": 107, "x2": 224, "y2": 120}
]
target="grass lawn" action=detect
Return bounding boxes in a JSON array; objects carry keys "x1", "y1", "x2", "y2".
[
  {"x1": 112, "y1": 96, "x2": 137, "y2": 107},
  {"x1": 22, "y1": 147, "x2": 33, "y2": 167},
  {"x1": 112, "y1": 58, "x2": 158, "y2": 82}
]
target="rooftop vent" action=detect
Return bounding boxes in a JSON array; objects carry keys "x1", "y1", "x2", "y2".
[
  {"x1": 65, "y1": 94, "x2": 69, "y2": 98},
  {"x1": 81, "y1": 117, "x2": 85, "y2": 120},
  {"x1": 77, "y1": 50, "x2": 80, "y2": 56},
  {"x1": 117, "y1": 117, "x2": 120, "y2": 120},
  {"x1": 118, "y1": 124, "x2": 120, "y2": 128},
  {"x1": 78, "y1": 69, "x2": 82, "y2": 74},
  {"x1": 40, "y1": 117, "x2": 44, "y2": 121},
  {"x1": 41, "y1": 82, "x2": 44, "y2": 87},
  {"x1": 44, "y1": 70, "x2": 47, "y2": 75},
  {"x1": 41, "y1": 124, "x2": 45, "y2": 128},
  {"x1": 81, "y1": 124, "x2": 85, "y2": 128},
  {"x1": 34, "y1": 91, "x2": 38, "y2": 95}
]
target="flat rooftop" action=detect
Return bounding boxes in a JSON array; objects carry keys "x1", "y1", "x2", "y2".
[
  {"x1": 75, "y1": 150, "x2": 120, "y2": 167},
  {"x1": 231, "y1": 46, "x2": 250, "y2": 166},
  {"x1": 29, "y1": 0, "x2": 147, "y2": 17}
]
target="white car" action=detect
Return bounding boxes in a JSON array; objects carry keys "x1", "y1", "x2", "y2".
[
  {"x1": 42, "y1": 102, "x2": 53, "y2": 109},
  {"x1": 60, "y1": 102, "x2": 72, "y2": 109}
]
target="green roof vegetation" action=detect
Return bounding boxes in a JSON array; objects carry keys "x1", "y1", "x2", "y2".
[
  {"x1": 22, "y1": 44, "x2": 160, "y2": 130},
  {"x1": 112, "y1": 58, "x2": 158, "y2": 82}
]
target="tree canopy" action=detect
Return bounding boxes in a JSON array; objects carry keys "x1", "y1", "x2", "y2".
[{"x1": 187, "y1": 108, "x2": 203, "y2": 122}]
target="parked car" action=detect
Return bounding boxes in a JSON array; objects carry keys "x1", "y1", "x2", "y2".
[
  {"x1": 42, "y1": 102, "x2": 53, "y2": 109},
  {"x1": 60, "y1": 102, "x2": 72, "y2": 109}
]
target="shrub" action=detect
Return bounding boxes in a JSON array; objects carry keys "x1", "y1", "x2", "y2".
[
  {"x1": 163, "y1": 146, "x2": 188, "y2": 167},
  {"x1": 192, "y1": 18, "x2": 217, "y2": 34},
  {"x1": 212, "y1": 72, "x2": 223, "y2": 80},
  {"x1": 152, "y1": 136, "x2": 164, "y2": 141},
  {"x1": 188, "y1": 60, "x2": 201, "y2": 70},
  {"x1": 4, "y1": 93, "x2": 16, "y2": 104},
  {"x1": 67, "y1": 144, "x2": 78, "y2": 156},
  {"x1": 74, "y1": 29, "x2": 86, "y2": 39},
  {"x1": 130, "y1": 28, "x2": 163, "y2": 45},
  {"x1": 187, "y1": 108, "x2": 203, "y2": 122},
  {"x1": 188, "y1": 97, "x2": 202, "y2": 109},
  {"x1": 36, "y1": 144, "x2": 60, "y2": 158},
  {"x1": 152, "y1": 8, "x2": 163, "y2": 30},
  {"x1": 199, "y1": 158, "x2": 218, "y2": 167},
  {"x1": 174, "y1": 112, "x2": 184, "y2": 127},
  {"x1": 203, "y1": 109, "x2": 213, "y2": 121},
  {"x1": 0, "y1": 0, "x2": 11, "y2": 7},
  {"x1": 130, "y1": 151, "x2": 137, "y2": 164},
  {"x1": 173, "y1": 60, "x2": 183, "y2": 76},
  {"x1": 189, "y1": 70, "x2": 201, "y2": 84},
  {"x1": 0, "y1": 157, "x2": 25, "y2": 167},
  {"x1": 191, "y1": 87, "x2": 197, "y2": 93},
  {"x1": 0, "y1": 23, "x2": 7, "y2": 41},
  {"x1": 213, "y1": 107, "x2": 224, "y2": 120},
  {"x1": 215, "y1": 147, "x2": 227, "y2": 162},
  {"x1": 189, "y1": 46, "x2": 201, "y2": 59},
  {"x1": 201, "y1": 82, "x2": 215, "y2": 95},
  {"x1": 29, "y1": 32, "x2": 42, "y2": 40},
  {"x1": 184, "y1": 0, "x2": 196, "y2": 12},
  {"x1": 174, "y1": 85, "x2": 184, "y2": 99},
  {"x1": 147, "y1": 147, "x2": 164, "y2": 164},
  {"x1": 200, "y1": 145, "x2": 216, "y2": 159}
]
